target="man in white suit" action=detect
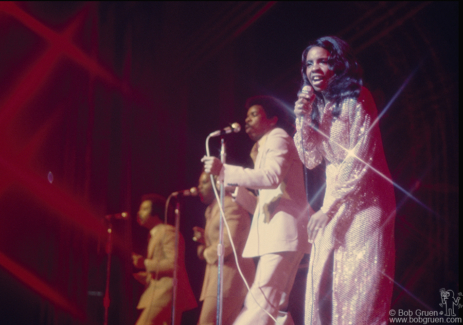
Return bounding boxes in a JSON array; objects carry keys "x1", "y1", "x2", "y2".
[{"x1": 202, "y1": 96, "x2": 312, "y2": 325}]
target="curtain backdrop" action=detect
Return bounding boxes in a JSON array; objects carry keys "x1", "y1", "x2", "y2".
[{"x1": 0, "y1": 2, "x2": 458, "y2": 325}]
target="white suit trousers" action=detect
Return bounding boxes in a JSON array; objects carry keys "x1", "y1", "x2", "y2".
[{"x1": 233, "y1": 251, "x2": 303, "y2": 325}]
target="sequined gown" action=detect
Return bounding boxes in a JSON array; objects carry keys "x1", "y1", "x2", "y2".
[{"x1": 294, "y1": 87, "x2": 395, "y2": 325}]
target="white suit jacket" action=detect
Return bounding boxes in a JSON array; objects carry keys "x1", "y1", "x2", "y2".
[{"x1": 220, "y1": 127, "x2": 312, "y2": 257}]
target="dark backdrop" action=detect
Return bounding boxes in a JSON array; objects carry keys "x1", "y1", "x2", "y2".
[{"x1": 0, "y1": 2, "x2": 458, "y2": 324}]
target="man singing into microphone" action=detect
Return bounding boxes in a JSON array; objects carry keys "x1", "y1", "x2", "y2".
[
  {"x1": 132, "y1": 193, "x2": 197, "y2": 325},
  {"x1": 202, "y1": 96, "x2": 312, "y2": 325}
]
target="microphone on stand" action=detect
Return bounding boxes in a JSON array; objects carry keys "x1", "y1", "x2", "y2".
[
  {"x1": 164, "y1": 188, "x2": 197, "y2": 223},
  {"x1": 105, "y1": 212, "x2": 130, "y2": 220},
  {"x1": 171, "y1": 187, "x2": 198, "y2": 197},
  {"x1": 208, "y1": 122, "x2": 241, "y2": 137}
]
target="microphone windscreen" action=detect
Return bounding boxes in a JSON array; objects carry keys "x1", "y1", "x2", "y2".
[
  {"x1": 231, "y1": 122, "x2": 241, "y2": 133},
  {"x1": 189, "y1": 187, "x2": 198, "y2": 196},
  {"x1": 300, "y1": 85, "x2": 312, "y2": 96}
]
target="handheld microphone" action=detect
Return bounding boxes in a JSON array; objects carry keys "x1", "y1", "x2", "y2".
[
  {"x1": 208, "y1": 122, "x2": 241, "y2": 137},
  {"x1": 172, "y1": 187, "x2": 198, "y2": 197},
  {"x1": 300, "y1": 84, "x2": 312, "y2": 97},
  {"x1": 298, "y1": 85, "x2": 313, "y2": 121},
  {"x1": 105, "y1": 212, "x2": 130, "y2": 220}
]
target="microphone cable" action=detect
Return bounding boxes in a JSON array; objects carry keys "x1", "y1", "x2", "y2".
[
  {"x1": 299, "y1": 114, "x2": 316, "y2": 325},
  {"x1": 205, "y1": 135, "x2": 279, "y2": 324}
]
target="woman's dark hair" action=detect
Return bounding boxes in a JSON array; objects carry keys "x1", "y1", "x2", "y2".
[
  {"x1": 300, "y1": 36, "x2": 363, "y2": 123},
  {"x1": 245, "y1": 95, "x2": 294, "y2": 135}
]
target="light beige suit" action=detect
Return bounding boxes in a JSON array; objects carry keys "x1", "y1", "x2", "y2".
[
  {"x1": 135, "y1": 223, "x2": 197, "y2": 325},
  {"x1": 198, "y1": 195, "x2": 255, "y2": 325},
  {"x1": 222, "y1": 127, "x2": 312, "y2": 257}
]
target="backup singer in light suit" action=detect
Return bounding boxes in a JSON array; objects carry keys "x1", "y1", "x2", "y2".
[
  {"x1": 133, "y1": 194, "x2": 197, "y2": 325},
  {"x1": 202, "y1": 96, "x2": 312, "y2": 325},
  {"x1": 193, "y1": 171, "x2": 255, "y2": 325}
]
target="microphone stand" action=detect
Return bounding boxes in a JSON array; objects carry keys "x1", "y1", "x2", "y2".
[
  {"x1": 103, "y1": 220, "x2": 112, "y2": 325},
  {"x1": 216, "y1": 138, "x2": 226, "y2": 325},
  {"x1": 172, "y1": 200, "x2": 180, "y2": 325}
]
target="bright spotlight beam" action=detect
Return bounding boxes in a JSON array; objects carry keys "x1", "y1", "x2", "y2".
[
  {"x1": 366, "y1": 61, "x2": 424, "y2": 136},
  {"x1": 328, "y1": 221, "x2": 433, "y2": 311},
  {"x1": 309, "y1": 125, "x2": 435, "y2": 214},
  {"x1": 290, "y1": 59, "x2": 434, "y2": 215},
  {"x1": 308, "y1": 183, "x2": 326, "y2": 208}
]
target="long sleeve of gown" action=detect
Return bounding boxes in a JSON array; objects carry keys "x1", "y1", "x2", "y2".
[
  {"x1": 320, "y1": 94, "x2": 379, "y2": 219},
  {"x1": 294, "y1": 115, "x2": 323, "y2": 170}
]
